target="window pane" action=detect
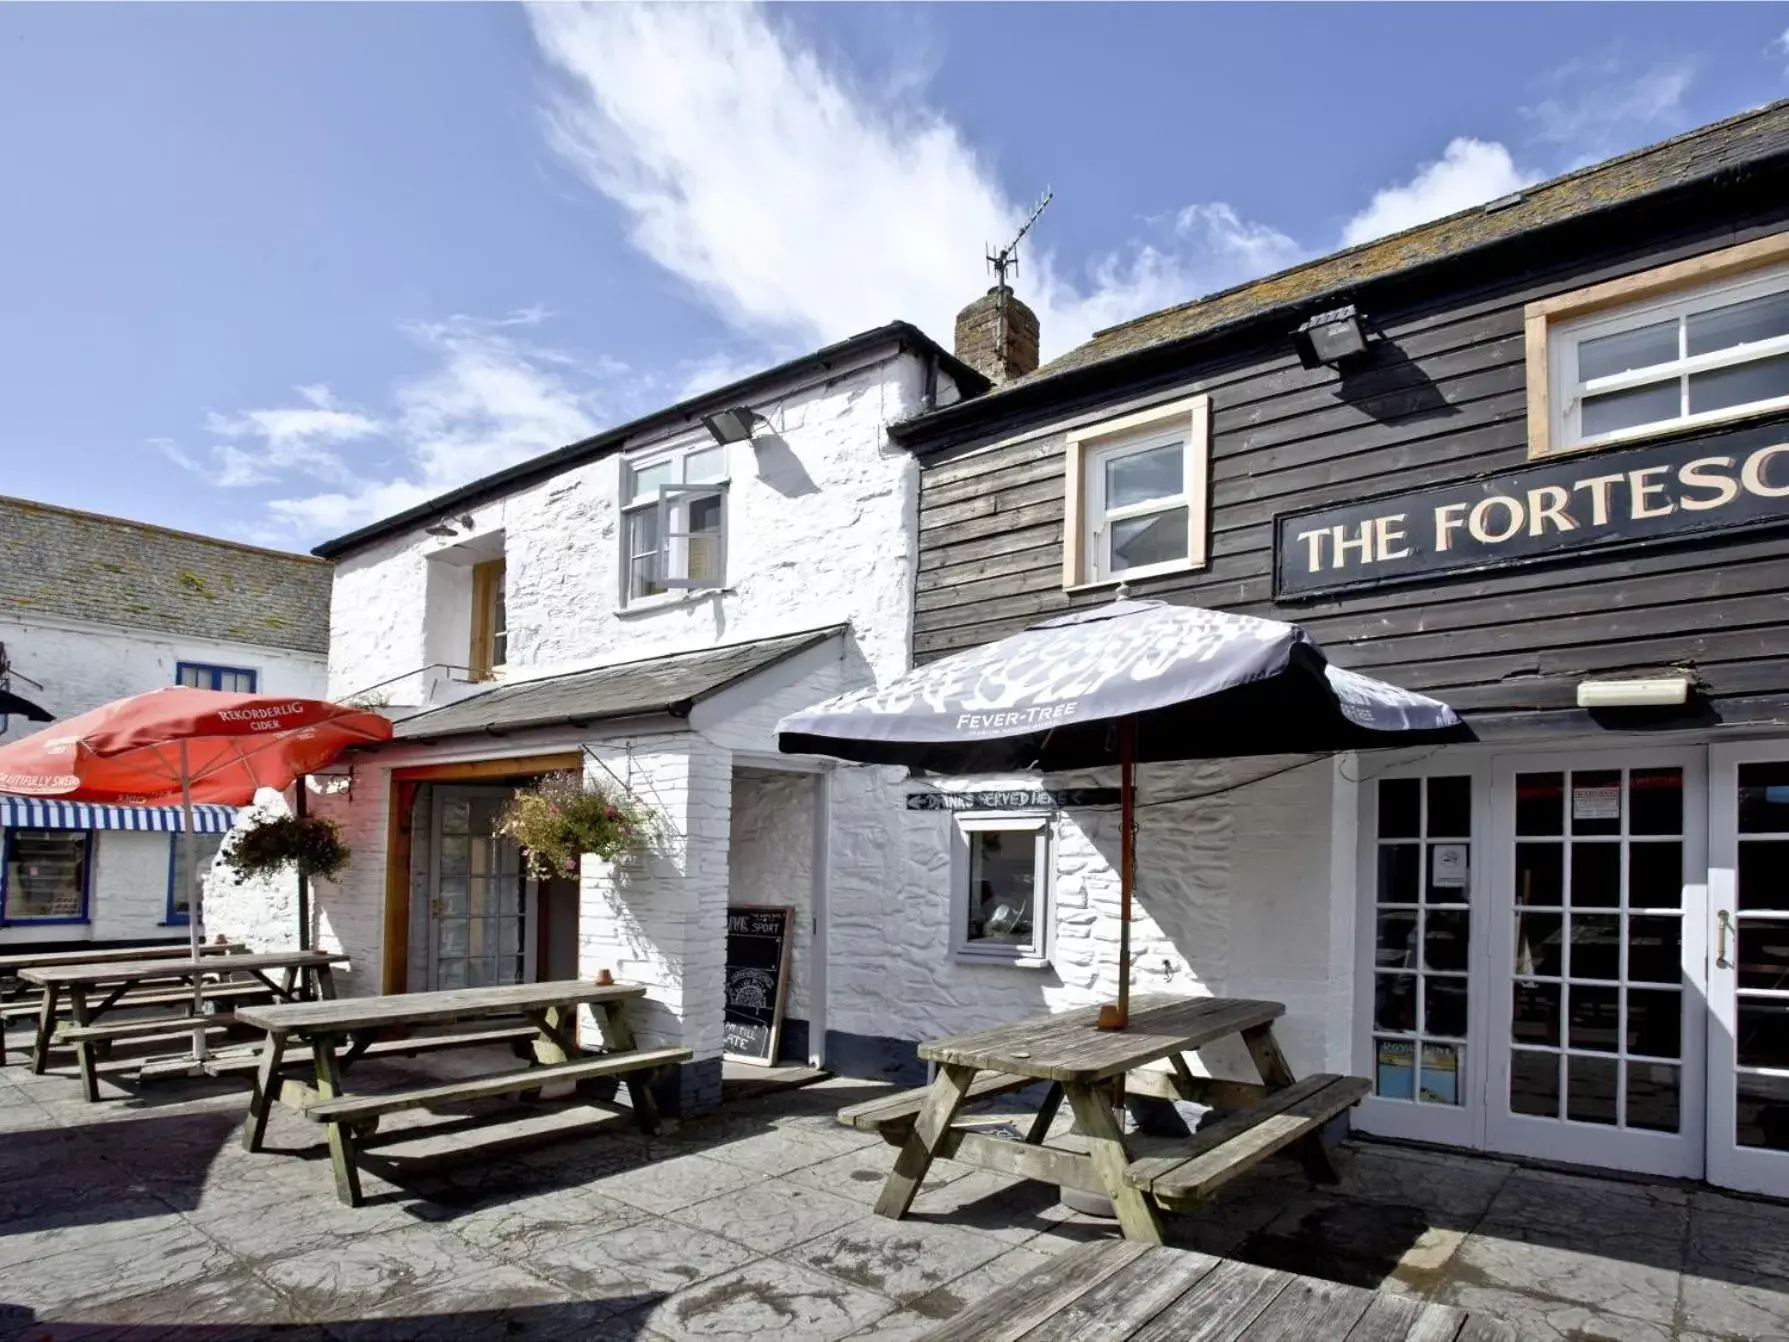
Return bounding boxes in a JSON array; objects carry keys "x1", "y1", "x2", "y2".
[
  {"x1": 1567, "y1": 983, "x2": 1620, "y2": 1052},
  {"x1": 966, "y1": 830, "x2": 1035, "y2": 946},
  {"x1": 1736, "y1": 1071, "x2": 1789, "y2": 1151},
  {"x1": 1516, "y1": 843, "x2": 1563, "y2": 907},
  {"x1": 1737, "y1": 922, "x2": 1789, "y2": 992},
  {"x1": 1567, "y1": 1054, "x2": 1619, "y2": 1126},
  {"x1": 1419, "y1": 1042, "x2": 1462, "y2": 1105},
  {"x1": 1581, "y1": 381, "x2": 1681, "y2": 439},
  {"x1": 1686, "y1": 289, "x2": 1789, "y2": 356},
  {"x1": 1569, "y1": 844, "x2": 1621, "y2": 908},
  {"x1": 1378, "y1": 844, "x2": 1420, "y2": 904},
  {"x1": 1738, "y1": 999, "x2": 1789, "y2": 1070},
  {"x1": 1424, "y1": 909, "x2": 1469, "y2": 972},
  {"x1": 1424, "y1": 979, "x2": 1468, "y2": 1039},
  {"x1": 1627, "y1": 988, "x2": 1681, "y2": 1059},
  {"x1": 1427, "y1": 844, "x2": 1470, "y2": 904},
  {"x1": 178, "y1": 665, "x2": 205, "y2": 688},
  {"x1": 1629, "y1": 842, "x2": 1683, "y2": 909},
  {"x1": 3, "y1": 830, "x2": 87, "y2": 919},
  {"x1": 627, "y1": 510, "x2": 663, "y2": 598},
  {"x1": 1513, "y1": 982, "x2": 1562, "y2": 1047},
  {"x1": 1516, "y1": 774, "x2": 1563, "y2": 836},
  {"x1": 629, "y1": 460, "x2": 673, "y2": 501},
  {"x1": 687, "y1": 493, "x2": 725, "y2": 584},
  {"x1": 1579, "y1": 320, "x2": 1678, "y2": 381},
  {"x1": 1517, "y1": 912, "x2": 1563, "y2": 977},
  {"x1": 1375, "y1": 912, "x2": 1418, "y2": 969},
  {"x1": 1374, "y1": 974, "x2": 1416, "y2": 1032},
  {"x1": 1374, "y1": 1037, "x2": 1415, "y2": 1100},
  {"x1": 1628, "y1": 916, "x2": 1682, "y2": 985},
  {"x1": 1511, "y1": 1048, "x2": 1560, "y2": 1118},
  {"x1": 1426, "y1": 776, "x2": 1471, "y2": 838},
  {"x1": 686, "y1": 446, "x2": 727, "y2": 483},
  {"x1": 1571, "y1": 914, "x2": 1621, "y2": 980},
  {"x1": 1628, "y1": 1063, "x2": 1680, "y2": 1134},
  {"x1": 170, "y1": 832, "x2": 225, "y2": 919},
  {"x1": 1739, "y1": 763, "x2": 1789, "y2": 833},
  {"x1": 1104, "y1": 442, "x2": 1183, "y2": 508},
  {"x1": 1689, "y1": 352, "x2": 1789, "y2": 416},
  {"x1": 1378, "y1": 779, "x2": 1420, "y2": 838},
  {"x1": 1739, "y1": 842, "x2": 1789, "y2": 911},
  {"x1": 1108, "y1": 507, "x2": 1188, "y2": 573},
  {"x1": 1629, "y1": 768, "x2": 1682, "y2": 835}
]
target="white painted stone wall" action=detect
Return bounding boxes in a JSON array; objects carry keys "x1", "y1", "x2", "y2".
[
  {"x1": 827, "y1": 756, "x2": 1347, "y2": 1080},
  {"x1": 728, "y1": 768, "x2": 815, "y2": 1026},
  {"x1": 0, "y1": 611, "x2": 327, "y2": 947}
]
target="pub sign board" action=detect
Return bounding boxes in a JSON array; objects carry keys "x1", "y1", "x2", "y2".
[
  {"x1": 1274, "y1": 418, "x2": 1789, "y2": 599},
  {"x1": 724, "y1": 905, "x2": 793, "y2": 1065}
]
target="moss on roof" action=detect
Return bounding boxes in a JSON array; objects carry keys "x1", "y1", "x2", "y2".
[{"x1": 1022, "y1": 99, "x2": 1789, "y2": 389}]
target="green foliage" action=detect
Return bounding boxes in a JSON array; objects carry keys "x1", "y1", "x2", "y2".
[
  {"x1": 496, "y1": 772, "x2": 650, "y2": 880},
  {"x1": 223, "y1": 814, "x2": 351, "y2": 885}
]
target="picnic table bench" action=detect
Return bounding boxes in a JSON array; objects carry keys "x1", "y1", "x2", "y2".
[
  {"x1": 840, "y1": 995, "x2": 1367, "y2": 1243},
  {"x1": 21, "y1": 950, "x2": 346, "y2": 1100},
  {"x1": 236, "y1": 979, "x2": 691, "y2": 1207},
  {"x1": 924, "y1": 1238, "x2": 1515, "y2": 1341}
]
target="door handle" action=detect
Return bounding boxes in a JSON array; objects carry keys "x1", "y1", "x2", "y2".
[
  {"x1": 1717, "y1": 910, "x2": 1734, "y2": 970},
  {"x1": 430, "y1": 898, "x2": 443, "y2": 919}
]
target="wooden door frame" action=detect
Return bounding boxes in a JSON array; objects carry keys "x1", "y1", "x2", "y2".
[{"x1": 381, "y1": 751, "x2": 582, "y2": 993}]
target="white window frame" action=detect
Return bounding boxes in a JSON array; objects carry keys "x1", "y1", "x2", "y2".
[
  {"x1": 1525, "y1": 231, "x2": 1789, "y2": 459},
  {"x1": 950, "y1": 812, "x2": 1052, "y2": 966},
  {"x1": 1062, "y1": 393, "x2": 1210, "y2": 589},
  {"x1": 619, "y1": 444, "x2": 730, "y2": 606}
]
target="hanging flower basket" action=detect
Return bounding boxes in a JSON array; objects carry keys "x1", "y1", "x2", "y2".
[
  {"x1": 496, "y1": 772, "x2": 650, "y2": 880},
  {"x1": 223, "y1": 814, "x2": 352, "y2": 885}
]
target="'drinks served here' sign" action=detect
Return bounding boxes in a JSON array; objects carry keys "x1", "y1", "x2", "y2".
[{"x1": 1274, "y1": 419, "x2": 1789, "y2": 598}]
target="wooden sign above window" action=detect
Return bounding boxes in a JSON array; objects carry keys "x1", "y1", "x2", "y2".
[
  {"x1": 1274, "y1": 417, "x2": 1789, "y2": 599},
  {"x1": 907, "y1": 788, "x2": 1120, "y2": 811}
]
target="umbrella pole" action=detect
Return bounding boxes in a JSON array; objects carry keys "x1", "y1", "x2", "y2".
[
  {"x1": 178, "y1": 742, "x2": 209, "y2": 1065},
  {"x1": 1097, "y1": 717, "x2": 1136, "y2": 1032}
]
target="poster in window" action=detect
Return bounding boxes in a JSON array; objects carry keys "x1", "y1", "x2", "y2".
[
  {"x1": 1420, "y1": 1042, "x2": 1461, "y2": 1106},
  {"x1": 1572, "y1": 784, "x2": 1621, "y2": 822},
  {"x1": 1376, "y1": 1038, "x2": 1415, "y2": 1100},
  {"x1": 1430, "y1": 844, "x2": 1469, "y2": 889}
]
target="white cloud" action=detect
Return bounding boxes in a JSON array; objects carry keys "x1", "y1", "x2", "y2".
[
  {"x1": 527, "y1": 2, "x2": 1297, "y2": 359},
  {"x1": 1522, "y1": 58, "x2": 1695, "y2": 167},
  {"x1": 1773, "y1": 29, "x2": 1789, "y2": 67},
  {"x1": 1341, "y1": 139, "x2": 1538, "y2": 247},
  {"x1": 169, "y1": 312, "x2": 625, "y2": 541}
]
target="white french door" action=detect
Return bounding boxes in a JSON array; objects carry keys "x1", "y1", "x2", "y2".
[
  {"x1": 1483, "y1": 749, "x2": 1707, "y2": 1179},
  {"x1": 1707, "y1": 742, "x2": 1789, "y2": 1198}
]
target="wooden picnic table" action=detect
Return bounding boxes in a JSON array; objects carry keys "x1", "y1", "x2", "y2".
[
  {"x1": 0, "y1": 940, "x2": 244, "y2": 977},
  {"x1": 925, "y1": 1238, "x2": 1515, "y2": 1341},
  {"x1": 844, "y1": 995, "x2": 1368, "y2": 1244},
  {"x1": 235, "y1": 979, "x2": 692, "y2": 1207},
  {"x1": 21, "y1": 950, "x2": 347, "y2": 1101}
]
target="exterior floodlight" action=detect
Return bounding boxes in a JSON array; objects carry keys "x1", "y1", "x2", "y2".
[
  {"x1": 1292, "y1": 304, "x2": 1370, "y2": 369},
  {"x1": 1576, "y1": 677, "x2": 1691, "y2": 709},
  {"x1": 424, "y1": 520, "x2": 457, "y2": 537},
  {"x1": 701, "y1": 407, "x2": 760, "y2": 445}
]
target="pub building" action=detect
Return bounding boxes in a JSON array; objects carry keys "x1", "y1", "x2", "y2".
[{"x1": 844, "y1": 100, "x2": 1789, "y2": 1197}]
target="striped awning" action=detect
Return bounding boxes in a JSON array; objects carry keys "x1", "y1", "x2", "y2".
[{"x1": 0, "y1": 798, "x2": 238, "y2": 833}]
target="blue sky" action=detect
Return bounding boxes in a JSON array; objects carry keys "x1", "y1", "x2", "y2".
[{"x1": 3, "y1": 4, "x2": 1785, "y2": 551}]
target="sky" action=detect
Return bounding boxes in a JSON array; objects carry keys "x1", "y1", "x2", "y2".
[{"x1": 2, "y1": 3, "x2": 1786, "y2": 553}]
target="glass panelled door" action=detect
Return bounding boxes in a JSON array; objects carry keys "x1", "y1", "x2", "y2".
[
  {"x1": 1487, "y1": 751, "x2": 1707, "y2": 1178},
  {"x1": 1708, "y1": 745, "x2": 1789, "y2": 1196},
  {"x1": 427, "y1": 787, "x2": 533, "y2": 991}
]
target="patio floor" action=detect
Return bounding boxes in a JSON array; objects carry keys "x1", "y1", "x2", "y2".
[{"x1": 1, "y1": 1056, "x2": 1786, "y2": 1341}]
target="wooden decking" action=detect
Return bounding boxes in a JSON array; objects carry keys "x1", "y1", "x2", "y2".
[{"x1": 925, "y1": 1239, "x2": 1515, "y2": 1342}]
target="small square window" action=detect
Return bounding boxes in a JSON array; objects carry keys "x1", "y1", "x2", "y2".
[
  {"x1": 176, "y1": 663, "x2": 258, "y2": 693},
  {"x1": 1063, "y1": 394, "x2": 1210, "y2": 588},
  {"x1": 952, "y1": 814, "x2": 1051, "y2": 963},
  {"x1": 3, "y1": 829, "x2": 91, "y2": 922},
  {"x1": 621, "y1": 445, "x2": 730, "y2": 604}
]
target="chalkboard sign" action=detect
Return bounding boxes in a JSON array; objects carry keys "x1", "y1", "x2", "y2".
[{"x1": 724, "y1": 905, "x2": 793, "y2": 1065}]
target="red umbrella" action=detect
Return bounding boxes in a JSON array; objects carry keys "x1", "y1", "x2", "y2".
[{"x1": 0, "y1": 688, "x2": 391, "y2": 1059}]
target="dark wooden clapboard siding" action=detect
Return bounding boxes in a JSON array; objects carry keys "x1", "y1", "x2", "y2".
[{"x1": 911, "y1": 204, "x2": 1789, "y2": 729}]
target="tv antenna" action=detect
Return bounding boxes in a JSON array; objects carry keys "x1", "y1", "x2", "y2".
[{"x1": 988, "y1": 189, "x2": 1053, "y2": 288}]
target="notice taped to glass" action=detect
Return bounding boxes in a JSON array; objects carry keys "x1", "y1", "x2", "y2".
[{"x1": 725, "y1": 905, "x2": 794, "y2": 1065}]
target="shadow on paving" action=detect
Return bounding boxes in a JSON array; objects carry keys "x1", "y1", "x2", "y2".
[{"x1": 0, "y1": 1294, "x2": 667, "y2": 1341}]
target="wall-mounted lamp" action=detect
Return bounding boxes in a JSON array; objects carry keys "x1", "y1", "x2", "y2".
[
  {"x1": 423, "y1": 513, "x2": 477, "y2": 538},
  {"x1": 1291, "y1": 304, "x2": 1371, "y2": 369},
  {"x1": 700, "y1": 406, "x2": 762, "y2": 446},
  {"x1": 1576, "y1": 677, "x2": 1691, "y2": 709}
]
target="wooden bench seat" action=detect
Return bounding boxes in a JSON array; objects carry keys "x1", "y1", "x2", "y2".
[
  {"x1": 194, "y1": 1025, "x2": 544, "y2": 1078},
  {"x1": 58, "y1": 1015, "x2": 240, "y2": 1045},
  {"x1": 2, "y1": 980, "x2": 269, "y2": 1020},
  {"x1": 303, "y1": 1045, "x2": 694, "y2": 1125},
  {"x1": 1125, "y1": 1073, "x2": 1369, "y2": 1209},
  {"x1": 838, "y1": 1070, "x2": 1040, "y2": 1143}
]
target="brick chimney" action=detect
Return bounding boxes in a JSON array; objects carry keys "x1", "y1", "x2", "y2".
[{"x1": 954, "y1": 285, "x2": 1040, "y2": 386}]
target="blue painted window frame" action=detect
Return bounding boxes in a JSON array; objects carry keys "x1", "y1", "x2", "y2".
[
  {"x1": 0, "y1": 827, "x2": 94, "y2": 926},
  {"x1": 176, "y1": 662, "x2": 259, "y2": 693},
  {"x1": 163, "y1": 832, "x2": 225, "y2": 927}
]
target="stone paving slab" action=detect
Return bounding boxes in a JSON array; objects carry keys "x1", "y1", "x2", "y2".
[{"x1": 3, "y1": 1064, "x2": 1789, "y2": 1340}]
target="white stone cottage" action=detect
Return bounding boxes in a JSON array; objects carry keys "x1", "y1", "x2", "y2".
[
  {"x1": 208, "y1": 324, "x2": 985, "y2": 1110},
  {"x1": 0, "y1": 496, "x2": 329, "y2": 948}
]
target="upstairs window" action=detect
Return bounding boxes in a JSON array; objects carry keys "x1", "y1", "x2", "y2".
[
  {"x1": 470, "y1": 557, "x2": 507, "y2": 682},
  {"x1": 178, "y1": 663, "x2": 257, "y2": 693},
  {"x1": 621, "y1": 444, "x2": 728, "y2": 604},
  {"x1": 1062, "y1": 394, "x2": 1210, "y2": 588},
  {"x1": 1528, "y1": 235, "x2": 1789, "y2": 458}
]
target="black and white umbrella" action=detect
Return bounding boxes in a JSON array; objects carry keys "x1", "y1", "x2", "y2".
[{"x1": 778, "y1": 600, "x2": 1464, "y2": 1028}]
